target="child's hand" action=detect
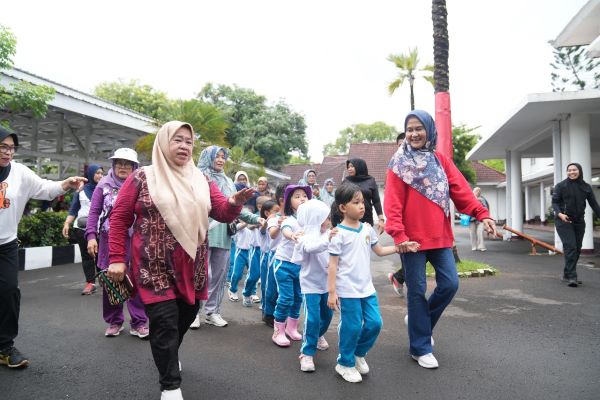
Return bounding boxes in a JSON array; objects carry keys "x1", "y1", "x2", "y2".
[
  {"x1": 277, "y1": 215, "x2": 286, "y2": 227},
  {"x1": 257, "y1": 217, "x2": 266, "y2": 228},
  {"x1": 396, "y1": 241, "x2": 420, "y2": 253},
  {"x1": 329, "y1": 227, "x2": 339, "y2": 241},
  {"x1": 291, "y1": 231, "x2": 304, "y2": 242},
  {"x1": 327, "y1": 292, "x2": 339, "y2": 311}
]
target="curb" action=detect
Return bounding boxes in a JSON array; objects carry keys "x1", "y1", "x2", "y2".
[{"x1": 18, "y1": 244, "x2": 82, "y2": 271}]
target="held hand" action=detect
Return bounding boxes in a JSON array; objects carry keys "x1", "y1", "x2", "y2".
[
  {"x1": 291, "y1": 231, "x2": 304, "y2": 242},
  {"x1": 107, "y1": 263, "x2": 127, "y2": 282},
  {"x1": 312, "y1": 187, "x2": 320, "y2": 198},
  {"x1": 327, "y1": 292, "x2": 339, "y2": 311},
  {"x1": 329, "y1": 227, "x2": 339, "y2": 241},
  {"x1": 396, "y1": 241, "x2": 420, "y2": 253},
  {"x1": 482, "y1": 218, "x2": 498, "y2": 236},
  {"x1": 257, "y1": 217, "x2": 267, "y2": 228},
  {"x1": 62, "y1": 223, "x2": 70, "y2": 238},
  {"x1": 377, "y1": 220, "x2": 386, "y2": 235},
  {"x1": 61, "y1": 176, "x2": 87, "y2": 192},
  {"x1": 87, "y1": 239, "x2": 98, "y2": 257},
  {"x1": 229, "y1": 188, "x2": 256, "y2": 207},
  {"x1": 558, "y1": 213, "x2": 571, "y2": 223}
]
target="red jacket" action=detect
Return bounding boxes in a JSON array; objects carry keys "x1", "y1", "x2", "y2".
[{"x1": 384, "y1": 152, "x2": 491, "y2": 250}]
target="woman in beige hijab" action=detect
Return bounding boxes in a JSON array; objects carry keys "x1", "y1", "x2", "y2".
[{"x1": 107, "y1": 121, "x2": 254, "y2": 400}]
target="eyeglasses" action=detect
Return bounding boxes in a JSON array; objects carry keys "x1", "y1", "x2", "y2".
[
  {"x1": 0, "y1": 144, "x2": 18, "y2": 154},
  {"x1": 114, "y1": 160, "x2": 133, "y2": 168},
  {"x1": 406, "y1": 126, "x2": 425, "y2": 134}
]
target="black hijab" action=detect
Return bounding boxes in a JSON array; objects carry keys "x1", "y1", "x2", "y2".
[
  {"x1": 0, "y1": 126, "x2": 19, "y2": 182},
  {"x1": 345, "y1": 158, "x2": 372, "y2": 183}
]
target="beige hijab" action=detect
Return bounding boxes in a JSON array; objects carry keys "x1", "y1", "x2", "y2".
[{"x1": 144, "y1": 121, "x2": 211, "y2": 260}]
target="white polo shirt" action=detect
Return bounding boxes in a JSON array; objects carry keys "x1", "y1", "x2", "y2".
[
  {"x1": 328, "y1": 223, "x2": 378, "y2": 298},
  {"x1": 274, "y1": 215, "x2": 300, "y2": 262},
  {"x1": 267, "y1": 214, "x2": 283, "y2": 252},
  {"x1": 234, "y1": 226, "x2": 254, "y2": 250}
]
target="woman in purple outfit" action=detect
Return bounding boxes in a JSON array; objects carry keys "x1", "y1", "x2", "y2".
[{"x1": 85, "y1": 148, "x2": 149, "y2": 338}]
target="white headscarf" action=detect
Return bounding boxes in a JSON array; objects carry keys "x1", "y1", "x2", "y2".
[
  {"x1": 291, "y1": 199, "x2": 331, "y2": 265},
  {"x1": 144, "y1": 121, "x2": 211, "y2": 260}
]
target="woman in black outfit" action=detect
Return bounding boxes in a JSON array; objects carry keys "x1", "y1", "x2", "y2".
[
  {"x1": 552, "y1": 163, "x2": 600, "y2": 287},
  {"x1": 343, "y1": 158, "x2": 385, "y2": 233}
]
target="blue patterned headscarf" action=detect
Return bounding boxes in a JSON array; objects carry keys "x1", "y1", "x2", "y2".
[
  {"x1": 197, "y1": 145, "x2": 235, "y2": 197},
  {"x1": 388, "y1": 109, "x2": 450, "y2": 215}
]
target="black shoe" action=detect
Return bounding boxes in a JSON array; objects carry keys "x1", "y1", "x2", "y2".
[
  {"x1": 262, "y1": 314, "x2": 274, "y2": 328},
  {"x1": 567, "y1": 279, "x2": 578, "y2": 288},
  {"x1": 0, "y1": 346, "x2": 29, "y2": 368}
]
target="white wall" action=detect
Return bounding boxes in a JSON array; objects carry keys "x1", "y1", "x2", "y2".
[{"x1": 478, "y1": 186, "x2": 506, "y2": 221}]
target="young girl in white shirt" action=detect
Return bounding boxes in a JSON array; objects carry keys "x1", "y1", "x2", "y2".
[
  {"x1": 271, "y1": 185, "x2": 311, "y2": 347},
  {"x1": 327, "y1": 182, "x2": 418, "y2": 383},
  {"x1": 291, "y1": 199, "x2": 334, "y2": 372}
]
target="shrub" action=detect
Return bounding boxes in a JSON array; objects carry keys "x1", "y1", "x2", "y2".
[{"x1": 18, "y1": 211, "x2": 69, "y2": 248}]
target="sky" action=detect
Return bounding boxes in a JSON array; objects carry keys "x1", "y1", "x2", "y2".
[{"x1": 0, "y1": 0, "x2": 590, "y2": 163}]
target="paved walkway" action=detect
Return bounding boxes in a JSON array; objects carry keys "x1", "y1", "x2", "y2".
[{"x1": 2, "y1": 227, "x2": 599, "y2": 400}]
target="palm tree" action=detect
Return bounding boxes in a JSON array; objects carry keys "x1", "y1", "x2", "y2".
[
  {"x1": 432, "y1": 0, "x2": 452, "y2": 157},
  {"x1": 387, "y1": 47, "x2": 434, "y2": 110},
  {"x1": 432, "y1": 0, "x2": 460, "y2": 262},
  {"x1": 135, "y1": 99, "x2": 229, "y2": 163}
]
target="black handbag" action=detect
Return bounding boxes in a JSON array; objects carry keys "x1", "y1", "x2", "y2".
[
  {"x1": 76, "y1": 216, "x2": 88, "y2": 229},
  {"x1": 226, "y1": 221, "x2": 238, "y2": 236}
]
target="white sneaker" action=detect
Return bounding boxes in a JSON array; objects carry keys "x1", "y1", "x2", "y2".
[
  {"x1": 205, "y1": 313, "x2": 228, "y2": 327},
  {"x1": 299, "y1": 354, "x2": 315, "y2": 372},
  {"x1": 317, "y1": 336, "x2": 329, "y2": 351},
  {"x1": 242, "y1": 296, "x2": 253, "y2": 307},
  {"x1": 354, "y1": 356, "x2": 369, "y2": 375},
  {"x1": 404, "y1": 314, "x2": 434, "y2": 346},
  {"x1": 411, "y1": 353, "x2": 439, "y2": 369},
  {"x1": 228, "y1": 290, "x2": 239, "y2": 302},
  {"x1": 190, "y1": 314, "x2": 201, "y2": 330},
  {"x1": 335, "y1": 364, "x2": 362, "y2": 383},
  {"x1": 161, "y1": 388, "x2": 183, "y2": 400},
  {"x1": 250, "y1": 294, "x2": 261, "y2": 303}
]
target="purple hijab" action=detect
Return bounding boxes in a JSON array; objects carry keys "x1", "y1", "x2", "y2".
[{"x1": 388, "y1": 109, "x2": 450, "y2": 215}]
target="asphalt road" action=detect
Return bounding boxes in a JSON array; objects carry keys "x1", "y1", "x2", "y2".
[{"x1": 2, "y1": 227, "x2": 599, "y2": 400}]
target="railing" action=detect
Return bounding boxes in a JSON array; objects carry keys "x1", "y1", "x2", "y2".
[{"x1": 502, "y1": 225, "x2": 563, "y2": 255}]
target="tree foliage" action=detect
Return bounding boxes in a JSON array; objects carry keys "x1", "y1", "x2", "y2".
[
  {"x1": 198, "y1": 83, "x2": 308, "y2": 169},
  {"x1": 0, "y1": 25, "x2": 55, "y2": 127},
  {"x1": 94, "y1": 79, "x2": 173, "y2": 122},
  {"x1": 323, "y1": 121, "x2": 399, "y2": 156},
  {"x1": 550, "y1": 45, "x2": 600, "y2": 92},
  {"x1": 452, "y1": 124, "x2": 479, "y2": 184},
  {"x1": 387, "y1": 47, "x2": 434, "y2": 110},
  {"x1": 225, "y1": 146, "x2": 265, "y2": 182}
]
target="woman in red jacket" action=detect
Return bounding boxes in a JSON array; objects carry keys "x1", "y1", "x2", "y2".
[{"x1": 384, "y1": 110, "x2": 497, "y2": 370}]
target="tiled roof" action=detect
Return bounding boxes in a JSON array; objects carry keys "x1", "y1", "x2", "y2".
[
  {"x1": 280, "y1": 156, "x2": 347, "y2": 186},
  {"x1": 347, "y1": 142, "x2": 398, "y2": 184},
  {"x1": 471, "y1": 161, "x2": 505, "y2": 183}
]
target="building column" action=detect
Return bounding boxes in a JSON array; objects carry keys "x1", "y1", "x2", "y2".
[
  {"x1": 553, "y1": 120, "x2": 563, "y2": 251},
  {"x1": 569, "y1": 114, "x2": 594, "y2": 252},
  {"x1": 524, "y1": 184, "x2": 531, "y2": 222},
  {"x1": 504, "y1": 150, "x2": 512, "y2": 239},
  {"x1": 510, "y1": 150, "x2": 523, "y2": 233},
  {"x1": 539, "y1": 181, "x2": 546, "y2": 223}
]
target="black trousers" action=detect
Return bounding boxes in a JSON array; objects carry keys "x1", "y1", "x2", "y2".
[
  {"x1": 0, "y1": 239, "x2": 20, "y2": 350},
  {"x1": 71, "y1": 228, "x2": 96, "y2": 283},
  {"x1": 145, "y1": 299, "x2": 200, "y2": 391},
  {"x1": 555, "y1": 219, "x2": 586, "y2": 280}
]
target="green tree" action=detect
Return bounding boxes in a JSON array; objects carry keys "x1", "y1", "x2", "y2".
[
  {"x1": 93, "y1": 79, "x2": 173, "y2": 122},
  {"x1": 550, "y1": 45, "x2": 600, "y2": 91},
  {"x1": 452, "y1": 124, "x2": 479, "y2": 184},
  {"x1": 480, "y1": 159, "x2": 505, "y2": 173},
  {"x1": 198, "y1": 83, "x2": 308, "y2": 169},
  {"x1": 323, "y1": 121, "x2": 399, "y2": 156},
  {"x1": 387, "y1": 47, "x2": 434, "y2": 111},
  {"x1": 0, "y1": 25, "x2": 55, "y2": 127},
  {"x1": 225, "y1": 146, "x2": 266, "y2": 183}
]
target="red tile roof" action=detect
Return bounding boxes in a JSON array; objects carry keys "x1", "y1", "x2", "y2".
[
  {"x1": 471, "y1": 161, "x2": 505, "y2": 183},
  {"x1": 279, "y1": 144, "x2": 505, "y2": 188}
]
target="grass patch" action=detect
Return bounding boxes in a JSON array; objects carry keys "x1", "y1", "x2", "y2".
[{"x1": 425, "y1": 259, "x2": 497, "y2": 277}]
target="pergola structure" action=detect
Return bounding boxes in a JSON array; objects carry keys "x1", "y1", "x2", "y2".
[{"x1": 0, "y1": 68, "x2": 156, "y2": 178}]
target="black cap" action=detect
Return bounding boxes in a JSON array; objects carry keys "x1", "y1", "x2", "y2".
[{"x1": 0, "y1": 126, "x2": 18, "y2": 147}]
